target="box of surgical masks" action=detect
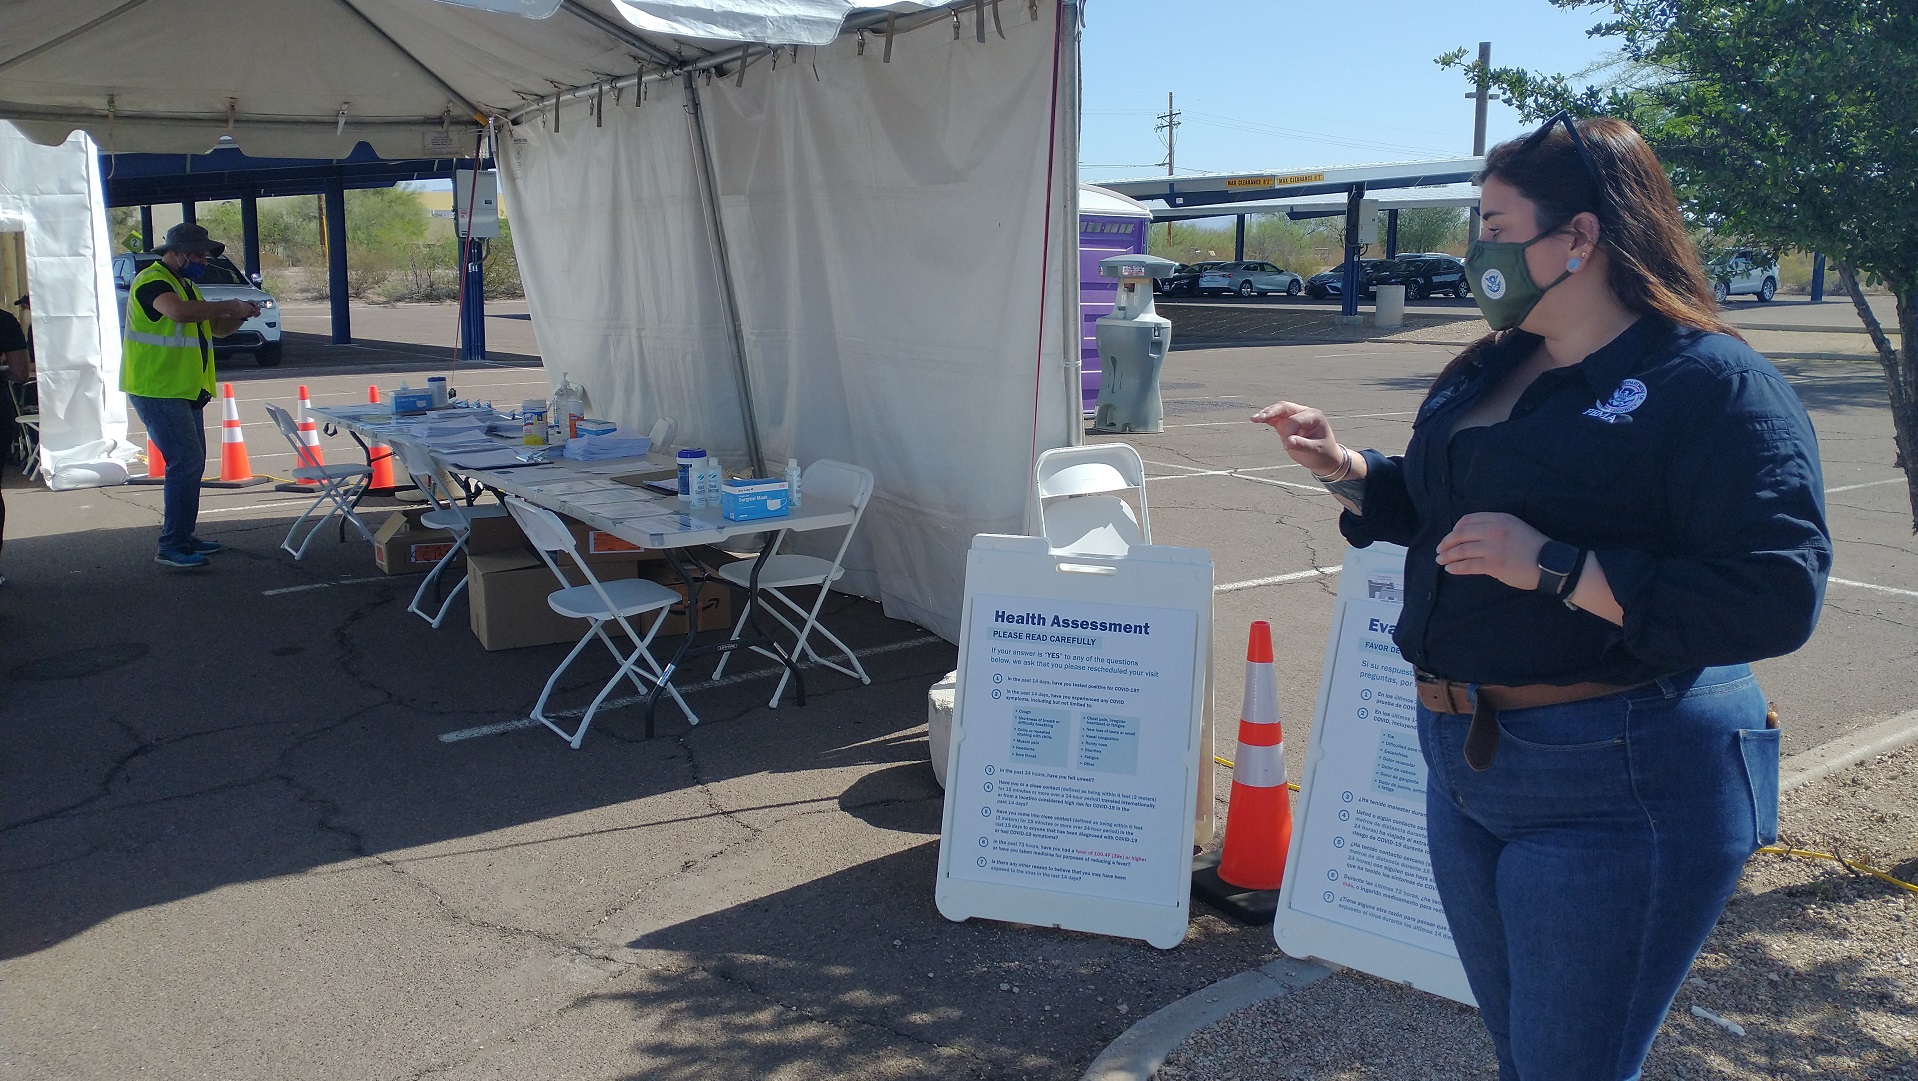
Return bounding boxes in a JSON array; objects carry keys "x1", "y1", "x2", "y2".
[
  {"x1": 720, "y1": 478, "x2": 790, "y2": 522},
  {"x1": 391, "y1": 387, "x2": 434, "y2": 415}
]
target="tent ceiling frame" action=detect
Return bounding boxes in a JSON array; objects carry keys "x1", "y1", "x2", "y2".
[
  {"x1": 333, "y1": 0, "x2": 485, "y2": 120},
  {"x1": 505, "y1": 0, "x2": 1001, "y2": 125},
  {"x1": 0, "y1": 0, "x2": 157, "y2": 77}
]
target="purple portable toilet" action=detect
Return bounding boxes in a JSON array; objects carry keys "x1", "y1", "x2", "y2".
[{"x1": 1078, "y1": 184, "x2": 1154, "y2": 416}]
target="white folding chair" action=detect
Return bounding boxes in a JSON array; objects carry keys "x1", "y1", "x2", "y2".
[
  {"x1": 647, "y1": 416, "x2": 676, "y2": 450},
  {"x1": 389, "y1": 436, "x2": 512, "y2": 628},
  {"x1": 710, "y1": 459, "x2": 875, "y2": 708},
  {"x1": 504, "y1": 496, "x2": 696, "y2": 747},
  {"x1": 265, "y1": 401, "x2": 374, "y2": 559},
  {"x1": 1032, "y1": 444, "x2": 1151, "y2": 556}
]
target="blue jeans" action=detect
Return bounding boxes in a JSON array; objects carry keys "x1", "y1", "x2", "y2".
[
  {"x1": 1418, "y1": 665, "x2": 1779, "y2": 1081},
  {"x1": 129, "y1": 394, "x2": 207, "y2": 553}
]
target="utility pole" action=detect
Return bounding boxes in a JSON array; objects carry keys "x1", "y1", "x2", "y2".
[
  {"x1": 1157, "y1": 92, "x2": 1181, "y2": 247},
  {"x1": 1466, "y1": 41, "x2": 1493, "y2": 242}
]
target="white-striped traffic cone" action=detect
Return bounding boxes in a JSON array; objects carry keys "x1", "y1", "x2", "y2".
[
  {"x1": 1192, "y1": 620, "x2": 1295, "y2": 923},
  {"x1": 296, "y1": 385, "x2": 324, "y2": 478},
  {"x1": 209, "y1": 383, "x2": 269, "y2": 489},
  {"x1": 218, "y1": 383, "x2": 255, "y2": 482}
]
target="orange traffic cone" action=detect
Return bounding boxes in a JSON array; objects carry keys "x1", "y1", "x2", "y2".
[
  {"x1": 218, "y1": 383, "x2": 255, "y2": 481},
  {"x1": 1192, "y1": 620, "x2": 1295, "y2": 922},
  {"x1": 296, "y1": 385, "x2": 324, "y2": 478},
  {"x1": 366, "y1": 384, "x2": 399, "y2": 491},
  {"x1": 145, "y1": 437, "x2": 166, "y2": 479},
  {"x1": 207, "y1": 383, "x2": 269, "y2": 488}
]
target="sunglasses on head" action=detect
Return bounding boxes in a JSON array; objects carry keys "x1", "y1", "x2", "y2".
[{"x1": 1522, "y1": 110, "x2": 1605, "y2": 191}]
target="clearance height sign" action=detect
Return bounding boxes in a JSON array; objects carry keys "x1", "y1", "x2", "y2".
[{"x1": 948, "y1": 598, "x2": 1197, "y2": 905}]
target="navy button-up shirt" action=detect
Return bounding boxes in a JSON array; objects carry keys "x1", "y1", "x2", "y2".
[{"x1": 1342, "y1": 316, "x2": 1832, "y2": 687}]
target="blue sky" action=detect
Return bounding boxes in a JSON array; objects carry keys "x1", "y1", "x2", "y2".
[{"x1": 1079, "y1": 0, "x2": 1621, "y2": 180}]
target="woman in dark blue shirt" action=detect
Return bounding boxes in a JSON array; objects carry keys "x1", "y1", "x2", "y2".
[{"x1": 1255, "y1": 116, "x2": 1831, "y2": 1080}]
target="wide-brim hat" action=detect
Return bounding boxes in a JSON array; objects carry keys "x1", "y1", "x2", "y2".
[{"x1": 154, "y1": 223, "x2": 224, "y2": 256}]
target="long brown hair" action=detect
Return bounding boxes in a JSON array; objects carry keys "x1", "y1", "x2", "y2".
[{"x1": 1440, "y1": 116, "x2": 1737, "y2": 384}]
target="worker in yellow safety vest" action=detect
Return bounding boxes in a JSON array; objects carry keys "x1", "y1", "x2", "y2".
[{"x1": 122, "y1": 223, "x2": 261, "y2": 569}]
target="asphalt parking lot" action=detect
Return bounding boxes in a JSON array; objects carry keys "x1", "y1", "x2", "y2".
[{"x1": 1, "y1": 299, "x2": 1910, "y2": 1079}]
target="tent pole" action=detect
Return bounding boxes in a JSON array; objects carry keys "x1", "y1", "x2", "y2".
[
  {"x1": 683, "y1": 72, "x2": 768, "y2": 477},
  {"x1": 1058, "y1": 5, "x2": 1083, "y2": 447}
]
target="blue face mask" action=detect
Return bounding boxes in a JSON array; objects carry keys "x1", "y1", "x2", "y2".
[{"x1": 178, "y1": 260, "x2": 207, "y2": 281}]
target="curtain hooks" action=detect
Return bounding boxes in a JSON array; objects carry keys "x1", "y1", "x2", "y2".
[
  {"x1": 336, "y1": 102, "x2": 350, "y2": 136},
  {"x1": 883, "y1": 14, "x2": 896, "y2": 62},
  {"x1": 951, "y1": 10, "x2": 961, "y2": 39},
  {"x1": 856, "y1": 29, "x2": 866, "y2": 56}
]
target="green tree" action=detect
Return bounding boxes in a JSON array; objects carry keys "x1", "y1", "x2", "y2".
[
  {"x1": 1441, "y1": 0, "x2": 1918, "y2": 529},
  {"x1": 1394, "y1": 207, "x2": 1465, "y2": 256}
]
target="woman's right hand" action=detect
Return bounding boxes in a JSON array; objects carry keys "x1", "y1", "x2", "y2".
[{"x1": 1251, "y1": 400, "x2": 1343, "y2": 477}]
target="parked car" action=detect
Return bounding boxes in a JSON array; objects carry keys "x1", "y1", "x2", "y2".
[
  {"x1": 1377, "y1": 255, "x2": 1470, "y2": 300},
  {"x1": 1154, "y1": 260, "x2": 1228, "y2": 296},
  {"x1": 112, "y1": 252, "x2": 283, "y2": 366},
  {"x1": 1196, "y1": 260, "x2": 1305, "y2": 297},
  {"x1": 1707, "y1": 247, "x2": 1779, "y2": 303},
  {"x1": 1304, "y1": 259, "x2": 1396, "y2": 299}
]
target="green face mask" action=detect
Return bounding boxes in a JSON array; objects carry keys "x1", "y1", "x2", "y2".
[{"x1": 1464, "y1": 231, "x2": 1573, "y2": 331}]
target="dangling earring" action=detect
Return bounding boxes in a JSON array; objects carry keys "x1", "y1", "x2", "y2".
[{"x1": 1567, "y1": 256, "x2": 1584, "y2": 272}]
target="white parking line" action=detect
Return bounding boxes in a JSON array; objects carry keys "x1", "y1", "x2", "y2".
[
  {"x1": 436, "y1": 634, "x2": 949, "y2": 743},
  {"x1": 261, "y1": 575, "x2": 395, "y2": 597},
  {"x1": 1215, "y1": 566, "x2": 1342, "y2": 593},
  {"x1": 1829, "y1": 577, "x2": 1918, "y2": 600},
  {"x1": 1826, "y1": 478, "x2": 1905, "y2": 494}
]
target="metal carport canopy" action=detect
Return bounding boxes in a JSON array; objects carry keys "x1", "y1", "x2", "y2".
[
  {"x1": 1096, "y1": 158, "x2": 1483, "y2": 209},
  {"x1": 1146, "y1": 181, "x2": 1482, "y2": 222}
]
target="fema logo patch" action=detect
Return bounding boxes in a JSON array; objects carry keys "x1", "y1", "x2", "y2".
[
  {"x1": 1583, "y1": 378, "x2": 1649, "y2": 424},
  {"x1": 1479, "y1": 268, "x2": 1506, "y2": 300}
]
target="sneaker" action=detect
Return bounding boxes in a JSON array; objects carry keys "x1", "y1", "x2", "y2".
[
  {"x1": 155, "y1": 548, "x2": 211, "y2": 569},
  {"x1": 185, "y1": 537, "x2": 224, "y2": 555}
]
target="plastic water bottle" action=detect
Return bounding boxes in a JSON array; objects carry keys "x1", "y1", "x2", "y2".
[
  {"x1": 709, "y1": 457, "x2": 725, "y2": 502},
  {"x1": 786, "y1": 458, "x2": 802, "y2": 508},
  {"x1": 550, "y1": 372, "x2": 585, "y2": 443}
]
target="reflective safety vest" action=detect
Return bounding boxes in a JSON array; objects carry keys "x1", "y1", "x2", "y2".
[{"x1": 121, "y1": 261, "x2": 215, "y2": 400}]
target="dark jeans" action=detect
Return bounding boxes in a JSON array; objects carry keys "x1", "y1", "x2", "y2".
[
  {"x1": 129, "y1": 394, "x2": 208, "y2": 553},
  {"x1": 1418, "y1": 665, "x2": 1778, "y2": 1081}
]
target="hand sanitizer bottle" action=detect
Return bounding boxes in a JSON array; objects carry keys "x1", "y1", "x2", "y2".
[{"x1": 786, "y1": 458, "x2": 802, "y2": 508}]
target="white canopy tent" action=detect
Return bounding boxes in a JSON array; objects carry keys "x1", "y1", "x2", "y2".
[
  {"x1": 0, "y1": 122, "x2": 136, "y2": 487},
  {"x1": 0, "y1": 0, "x2": 1085, "y2": 638}
]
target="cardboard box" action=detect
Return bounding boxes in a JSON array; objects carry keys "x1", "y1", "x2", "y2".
[
  {"x1": 643, "y1": 565, "x2": 735, "y2": 637},
  {"x1": 466, "y1": 549, "x2": 645, "y2": 651},
  {"x1": 463, "y1": 510, "x2": 529, "y2": 556},
  {"x1": 371, "y1": 510, "x2": 459, "y2": 575}
]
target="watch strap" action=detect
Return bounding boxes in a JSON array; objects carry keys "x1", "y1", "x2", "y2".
[{"x1": 1535, "y1": 540, "x2": 1580, "y2": 597}]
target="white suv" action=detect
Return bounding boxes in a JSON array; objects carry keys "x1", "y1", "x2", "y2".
[
  {"x1": 113, "y1": 252, "x2": 284, "y2": 366},
  {"x1": 1707, "y1": 248, "x2": 1779, "y2": 304}
]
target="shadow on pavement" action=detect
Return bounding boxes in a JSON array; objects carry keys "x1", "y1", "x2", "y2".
[{"x1": 0, "y1": 512, "x2": 950, "y2": 961}]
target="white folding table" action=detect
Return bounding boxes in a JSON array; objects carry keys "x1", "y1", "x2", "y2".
[{"x1": 311, "y1": 404, "x2": 857, "y2": 736}]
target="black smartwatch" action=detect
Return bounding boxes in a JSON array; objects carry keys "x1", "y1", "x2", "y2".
[{"x1": 1536, "y1": 540, "x2": 1585, "y2": 603}]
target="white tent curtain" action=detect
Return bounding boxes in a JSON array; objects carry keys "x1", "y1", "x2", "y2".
[
  {"x1": 503, "y1": 3, "x2": 1079, "y2": 638},
  {"x1": 0, "y1": 121, "x2": 135, "y2": 487}
]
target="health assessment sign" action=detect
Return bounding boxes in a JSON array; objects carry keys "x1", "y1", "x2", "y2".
[{"x1": 946, "y1": 595, "x2": 1197, "y2": 906}]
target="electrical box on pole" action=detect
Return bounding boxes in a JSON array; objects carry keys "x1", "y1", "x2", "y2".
[
  {"x1": 1356, "y1": 199, "x2": 1380, "y2": 246},
  {"x1": 453, "y1": 169, "x2": 500, "y2": 238}
]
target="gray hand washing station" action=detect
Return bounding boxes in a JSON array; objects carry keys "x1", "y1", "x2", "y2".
[{"x1": 1091, "y1": 253, "x2": 1181, "y2": 434}]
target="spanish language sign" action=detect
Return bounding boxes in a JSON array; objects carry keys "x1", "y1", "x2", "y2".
[
  {"x1": 945, "y1": 593, "x2": 1199, "y2": 905},
  {"x1": 1273, "y1": 543, "x2": 1473, "y2": 1004}
]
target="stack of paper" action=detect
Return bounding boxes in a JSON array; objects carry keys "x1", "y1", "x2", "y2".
[{"x1": 561, "y1": 434, "x2": 652, "y2": 461}]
